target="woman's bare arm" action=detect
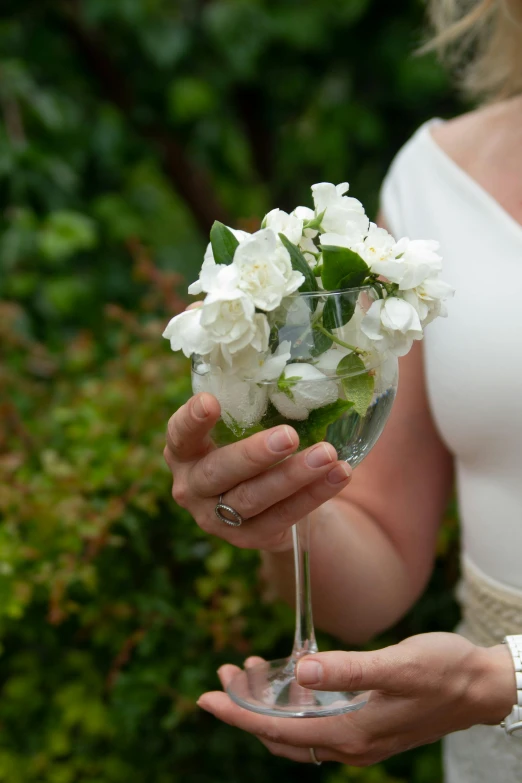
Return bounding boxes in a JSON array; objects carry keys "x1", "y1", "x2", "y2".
[{"x1": 261, "y1": 220, "x2": 454, "y2": 644}]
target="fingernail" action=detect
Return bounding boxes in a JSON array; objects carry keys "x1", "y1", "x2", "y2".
[
  {"x1": 268, "y1": 426, "x2": 294, "y2": 453},
  {"x1": 193, "y1": 395, "x2": 209, "y2": 420},
  {"x1": 327, "y1": 463, "x2": 351, "y2": 485},
  {"x1": 306, "y1": 443, "x2": 335, "y2": 469},
  {"x1": 297, "y1": 659, "x2": 322, "y2": 686}
]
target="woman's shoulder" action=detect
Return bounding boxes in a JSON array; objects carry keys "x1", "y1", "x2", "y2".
[
  {"x1": 388, "y1": 98, "x2": 518, "y2": 180},
  {"x1": 432, "y1": 97, "x2": 522, "y2": 181},
  {"x1": 380, "y1": 100, "x2": 520, "y2": 233},
  {"x1": 430, "y1": 101, "x2": 513, "y2": 171}
]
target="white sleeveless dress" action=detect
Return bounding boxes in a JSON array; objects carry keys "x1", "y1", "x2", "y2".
[{"x1": 381, "y1": 118, "x2": 522, "y2": 783}]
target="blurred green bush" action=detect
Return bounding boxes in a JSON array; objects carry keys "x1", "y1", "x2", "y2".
[{"x1": 0, "y1": 0, "x2": 464, "y2": 780}]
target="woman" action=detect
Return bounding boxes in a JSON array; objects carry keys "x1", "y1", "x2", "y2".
[{"x1": 163, "y1": 1, "x2": 522, "y2": 779}]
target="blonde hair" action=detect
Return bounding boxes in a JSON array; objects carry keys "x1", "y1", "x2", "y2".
[{"x1": 424, "y1": 0, "x2": 522, "y2": 101}]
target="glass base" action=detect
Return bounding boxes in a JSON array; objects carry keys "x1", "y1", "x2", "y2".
[{"x1": 226, "y1": 656, "x2": 368, "y2": 718}]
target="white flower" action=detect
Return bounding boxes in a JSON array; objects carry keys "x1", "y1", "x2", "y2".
[
  {"x1": 299, "y1": 236, "x2": 320, "y2": 266},
  {"x1": 403, "y1": 275, "x2": 455, "y2": 326},
  {"x1": 202, "y1": 308, "x2": 269, "y2": 366},
  {"x1": 233, "y1": 228, "x2": 304, "y2": 311},
  {"x1": 162, "y1": 307, "x2": 216, "y2": 358},
  {"x1": 192, "y1": 367, "x2": 268, "y2": 430},
  {"x1": 200, "y1": 270, "x2": 259, "y2": 356},
  {"x1": 263, "y1": 208, "x2": 303, "y2": 245},
  {"x1": 253, "y1": 341, "x2": 292, "y2": 382},
  {"x1": 187, "y1": 253, "x2": 235, "y2": 296},
  {"x1": 312, "y1": 182, "x2": 369, "y2": 241},
  {"x1": 213, "y1": 338, "x2": 291, "y2": 382},
  {"x1": 269, "y1": 390, "x2": 310, "y2": 420},
  {"x1": 355, "y1": 223, "x2": 396, "y2": 266},
  {"x1": 270, "y1": 363, "x2": 339, "y2": 420},
  {"x1": 371, "y1": 238, "x2": 442, "y2": 290},
  {"x1": 319, "y1": 233, "x2": 353, "y2": 249},
  {"x1": 313, "y1": 346, "x2": 352, "y2": 375},
  {"x1": 293, "y1": 206, "x2": 315, "y2": 223},
  {"x1": 290, "y1": 206, "x2": 321, "y2": 265},
  {"x1": 312, "y1": 182, "x2": 350, "y2": 212},
  {"x1": 361, "y1": 297, "x2": 423, "y2": 357},
  {"x1": 188, "y1": 228, "x2": 251, "y2": 295}
]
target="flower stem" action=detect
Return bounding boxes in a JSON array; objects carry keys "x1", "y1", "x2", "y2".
[{"x1": 314, "y1": 323, "x2": 363, "y2": 355}]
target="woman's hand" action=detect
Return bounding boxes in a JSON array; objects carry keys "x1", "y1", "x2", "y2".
[
  {"x1": 164, "y1": 392, "x2": 352, "y2": 553},
  {"x1": 197, "y1": 633, "x2": 516, "y2": 765}
]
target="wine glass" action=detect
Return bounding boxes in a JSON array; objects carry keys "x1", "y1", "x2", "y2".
[{"x1": 191, "y1": 286, "x2": 399, "y2": 718}]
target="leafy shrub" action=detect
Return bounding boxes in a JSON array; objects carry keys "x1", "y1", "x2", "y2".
[
  {"x1": 0, "y1": 276, "x2": 460, "y2": 783},
  {"x1": 0, "y1": 0, "x2": 464, "y2": 780}
]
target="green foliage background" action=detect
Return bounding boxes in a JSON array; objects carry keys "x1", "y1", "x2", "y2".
[{"x1": 1, "y1": 1, "x2": 464, "y2": 781}]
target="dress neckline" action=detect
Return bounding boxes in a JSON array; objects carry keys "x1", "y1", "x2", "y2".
[{"x1": 421, "y1": 118, "x2": 522, "y2": 241}]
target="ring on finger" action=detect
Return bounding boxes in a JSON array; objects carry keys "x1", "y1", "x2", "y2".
[{"x1": 215, "y1": 494, "x2": 244, "y2": 527}]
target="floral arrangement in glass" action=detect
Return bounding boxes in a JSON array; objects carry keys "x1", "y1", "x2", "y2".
[{"x1": 164, "y1": 182, "x2": 453, "y2": 717}]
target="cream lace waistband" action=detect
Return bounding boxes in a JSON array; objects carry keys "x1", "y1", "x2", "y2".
[{"x1": 457, "y1": 557, "x2": 522, "y2": 647}]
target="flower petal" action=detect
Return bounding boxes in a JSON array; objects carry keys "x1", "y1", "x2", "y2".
[
  {"x1": 360, "y1": 300, "x2": 385, "y2": 341},
  {"x1": 162, "y1": 308, "x2": 215, "y2": 358},
  {"x1": 381, "y1": 298, "x2": 422, "y2": 334}
]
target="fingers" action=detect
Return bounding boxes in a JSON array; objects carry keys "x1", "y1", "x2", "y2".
[
  {"x1": 296, "y1": 647, "x2": 405, "y2": 694},
  {"x1": 244, "y1": 462, "x2": 351, "y2": 541},
  {"x1": 217, "y1": 664, "x2": 242, "y2": 689},
  {"x1": 244, "y1": 656, "x2": 265, "y2": 667},
  {"x1": 257, "y1": 738, "x2": 312, "y2": 763},
  {"x1": 213, "y1": 665, "x2": 341, "y2": 764},
  {"x1": 166, "y1": 393, "x2": 220, "y2": 462},
  {"x1": 256, "y1": 738, "x2": 339, "y2": 764},
  {"x1": 189, "y1": 425, "x2": 299, "y2": 497},
  {"x1": 212, "y1": 666, "x2": 342, "y2": 764},
  {"x1": 221, "y1": 442, "x2": 339, "y2": 519},
  {"x1": 216, "y1": 659, "x2": 265, "y2": 693},
  {"x1": 196, "y1": 690, "x2": 352, "y2": 746},
  {"x1": 198, "y1": 455, "x2": 352, "y2": 551}
]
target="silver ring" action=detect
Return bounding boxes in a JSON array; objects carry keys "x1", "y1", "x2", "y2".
[
  {"x1": 215, "y1": 494, "x2": 243, "y2": 527},
  {"x1": 309, "y1": 747, "x2": 322, "y2": 766}
]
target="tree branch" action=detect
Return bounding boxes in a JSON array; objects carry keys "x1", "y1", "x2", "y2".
[
  {"x1": 58, "y1": 4, "x2": 230, "y2": 235},
  {"x1": 232, "y1": 84, "x2": 274, "y2": 183}
]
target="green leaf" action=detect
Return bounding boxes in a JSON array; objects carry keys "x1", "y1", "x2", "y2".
[
  {"x1": 321, "y1": 246, "x2": 369, "y2": 290},
  {"x1": 250, "y1": 399, "x2": 354, "y2": 451},
  {"x1": 293, "y1": 399, "x2": 354, "y2": 449},
  {"x1": 322, "y1": 295, "x2": 356, "y2": 331},
  {"x1": 309, "y1": 328, "x2": 333, "y2": 356},
  {"x1": 39, "y1": 211, "x2": 98, "y2": 263},
  {"x1": 167, "y1": 77, "x2": 217, "y2": 122},
  {"x1": 212, "y1": 416, "x2": 264, "y2": 444},
  {"x1": 303, "y1": 209, "x2": 325, "y2": 232},
  {"x1": 210, "y1": 221, "x2": 240, "y2": 264},
  {"x1": 277, "y1": 374, "x2": 301, "y2": 399},
  {"x1": 276, "y1": 322, "x2": 331, "y2": 360},
  {"x1": 278, "y1": 233, "x2": 318, "y2": 296},
  {"x1": 337, "y1": 354, "x2": 375, "y2": 417}
]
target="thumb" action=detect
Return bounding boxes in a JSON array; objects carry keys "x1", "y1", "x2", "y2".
[{"x1": 295, "y1": 647, "x2": 407, "y2": 693}]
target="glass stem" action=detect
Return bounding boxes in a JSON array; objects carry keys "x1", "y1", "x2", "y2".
[{"x1": 291, "y1": 515, "x2": 318, "y2": 660}]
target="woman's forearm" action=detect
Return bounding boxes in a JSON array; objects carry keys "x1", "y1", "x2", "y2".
[{"x1": 261, "y1": 496, "x2": 428, "y2": 645}]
